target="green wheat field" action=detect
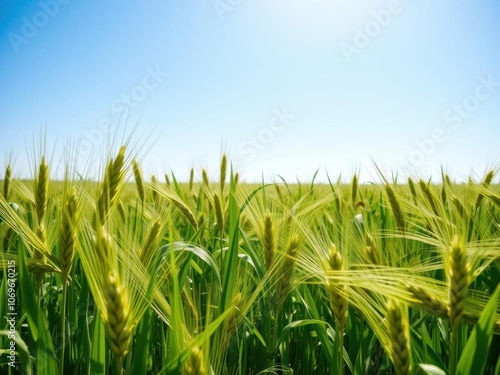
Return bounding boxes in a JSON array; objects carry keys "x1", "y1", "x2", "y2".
[{"x1": 0, "y1": 146, "x2": 499, "y2": 375}]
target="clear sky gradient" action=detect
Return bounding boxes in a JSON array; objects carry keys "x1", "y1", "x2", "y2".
[{"x1": 1, "y1": 0, "x2": 499, "y2": 182}]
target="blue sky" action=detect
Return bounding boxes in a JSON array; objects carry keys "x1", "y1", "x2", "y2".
[{"x1": 0, "y1": 0, "x2": 499, "y2": 182}]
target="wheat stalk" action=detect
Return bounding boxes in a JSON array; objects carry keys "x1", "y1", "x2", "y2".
[
  {"x1": 189, "y1": 167, "x2": 194, "y2": 192},
  {"x1": 274, "y1": 183, "x2": 283, "y2": 203},
  {"x1": 351, "y1": 174, "x2": 358, "y2": 204},
  {"x1": 3, "y1": 164, "x2": 11, "y2": 201},
  {"x1": 407, "y1": 177, "x2": 417, "y2": 204},
  {"x1": 202, "y1": 169, "x2": 209, "y2": 188},
  {"x1": 451, "y1": 195, "x2": 468, "y2": 221},
  {"x1": 406, "y1": 283, "x2": 448, "y2": 318},
  {"x1": 27, "y1": 260, "x2": 59, "y2": 274},
  {"x1": 139, "y1": 218, "x2": 162, "y2": 266},
  {"x1": 277, "y1": 236, "x2": 300, "y2": 307},
  {"x1": 475, "y1": 170, "x2": 494, "y2": 210},
  {"x1": 132, "y1": 159, "x2": 145, "y2": 204},
  {"x1": 213, "y1": 192, "x2": 224, "y2": 231},
  {"x1": 34, "y1": 224, "x2": 46, "y2": 264},
  {"x1": 327, "y1": 243, "x2": 348, "y2": 332},
  {"x1": 386, "y1": 299, "x2": 411, "y2": 375},
  {"x1": 447, "y1": 235, "x2": 469, "y2": 375},
  {"x1": 418, "y1": 179, "x2": 439, "y2": 215},
  {"x1": 364, "y1": 233, "x2": 381, "y2": 265},
  {"x1": 59, "y1": 189, "x2": 77, "y2": 283},
  {"x1": 441, "y1": 184, "x2": 448, "y2": 206},
  {"x1": 95, "y1": 225, "x2": 113, "y2": 276},
  {"x1": 117, "y1": 202, "x2": 126, "y2": 222},
  {"x1": 33, "y1": 158, "x2": 49, "y2": 275},
  {"x1": 448, "y1": 235, "x2": 469, "y2": 330},
  {"x1": 261, "y1": 211, "x2": 275, "y2": 270},
  {"x1": 385, "y1": 184, "x2": 405, "y2": 232},
  {"x1": 223, "y1": 292, "x2": 243, "y2": 346},
  {"x1": 169, "y1": 195, "x2": 198, "y2": 230},
  {"x1": 105, "y1": 272, "x2": 132, "y2": 368},
  {"x1": 198, "y1": 212, "x2": 205, "y2": 244},
  {"x1": 184, "y1": 346, "x2": 206, "y2": 375},
  {"x1": 35, "y1": 156, "x2": 49, "y2": 223},
  {"x1": 220, "y1": 154, "x2": 227, "y2": 193},
  {"x1": 96, "y1": 146, "x2": 126, "y2": 224}
]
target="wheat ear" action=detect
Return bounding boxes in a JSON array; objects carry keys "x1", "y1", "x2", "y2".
[
  {"x1": 220, "y1": 154, "x2": 227, "y2": 193},
  {"x1": 223, "y1": 292, "x2": 243, "y2": 346},
  {"x1": 351, "y1": 174, "x2": 358, "y2": 204},
  {"x1": 451, "y1": 195, "x2": 468, "y2": 221},
  {"x1": 327, "y1": 243, "x2": 348, "y2": 332},
  {"x1": 406, "y1": 284, "x2": 448, "y2": 318},
  {"x1": 418, "y1": 179, "x2": 439, "y2": 215},
  {"x1": 202, "y1": 169, "x2": 209, "y2": 189},
  {"x1": 3, "y1": 164, "x2": 11, "y2": 200},
  {"x1": 448, "y1": 235, "x2": 469, "y2": 330},
  {"x1": 170, "y1": 196, "x2": 198, "y2": 230},
  {"x1": 96, "y1": 146, "x2": 126, "y2": 224},
  {"x1": 386, "y1": 299, "x2": 411, "y2": 375},
  {"x1": 105, "y1": 272, "x2": 132, "y2": 368},
  {"x1": 139, "y1": 218, "x2": 162, "y2": 266},
  {"x1": 274, "y1": 183, "x2": 283, "y2": 203},
  {"x1": 184, "y1": 346, "x2": 206, "y2": 375},
  {"x1": 365, "y1": 233, "x2": 381, "y2": 265},
  {"x1": 35, "y1": 156, "x2": 49, "y2": 223},
  {"x1": 189, "y1": 167, "x2": 194, "y2": 192},
  {"x1": 34, "y1": 157, "x2": 49, "y2": 267},
  {"x1": 213, "y1": 192, "x2": 224, "y2": 231},
  {"x1": 132, "y1": 159, "x2": 145, "y2": 204},
  {"x1": 261, "y1": 211, "x2": 275, "y2": 270},
  {"x1": 277, "y1": 236, "x2": 300, "y2": 307},
  {"x1": 385, "y1": 184, "x2": 405, "y2": 232},
  {"x1": 447, "y1": 235, "x2": 469, "y2": 375},
  {"x1": 475, "y1": 170, "x2": 494, "y2": 210},
  {"x1": 407, "y1": 177, "x2": 417, "y2": 204}
]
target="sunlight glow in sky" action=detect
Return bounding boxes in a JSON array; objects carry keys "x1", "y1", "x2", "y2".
[{"x1": 0, "y1": 0, "x2": 499, "y2": 182}]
